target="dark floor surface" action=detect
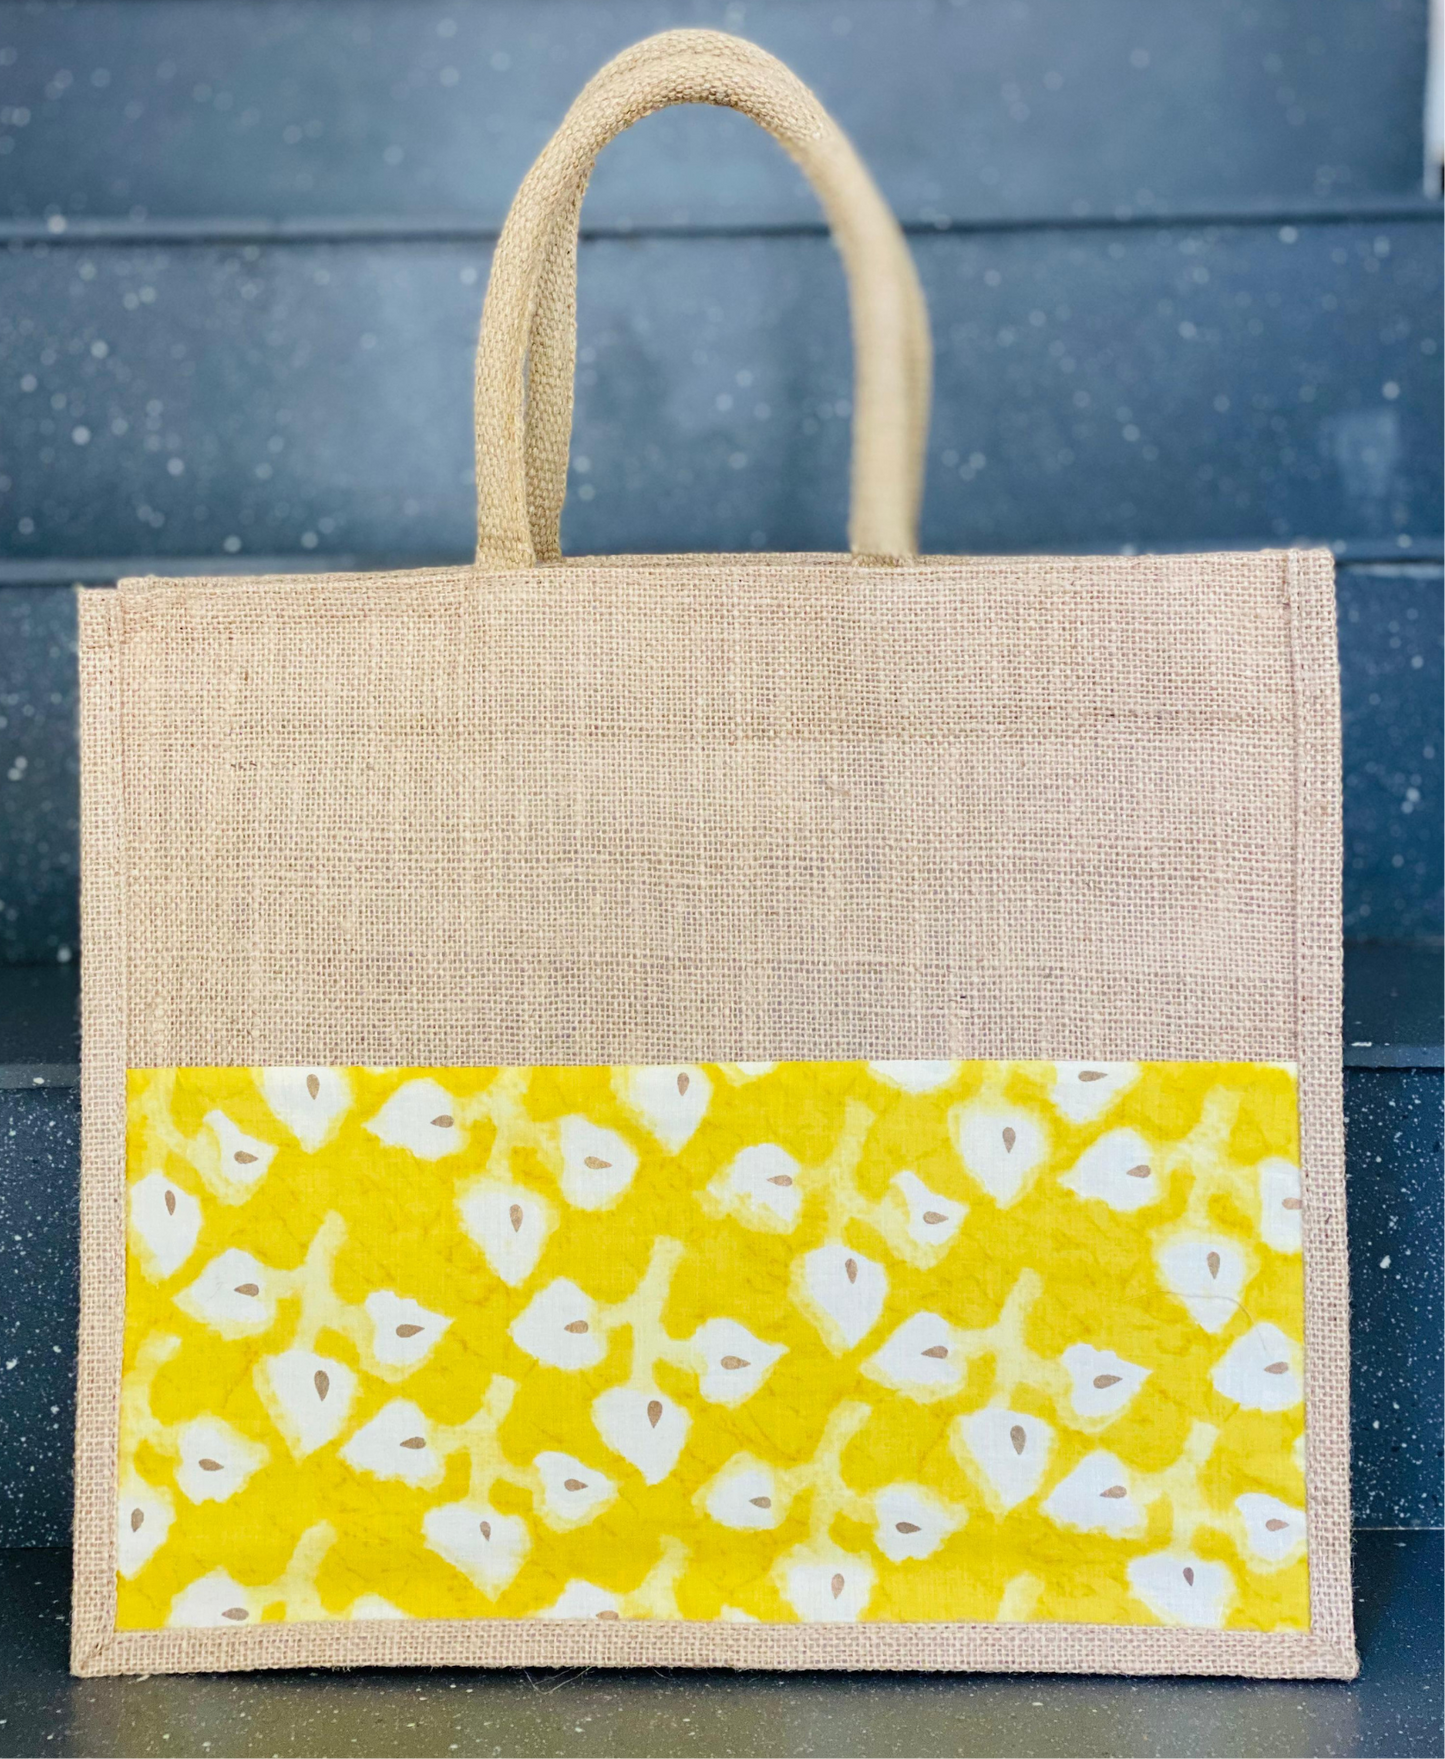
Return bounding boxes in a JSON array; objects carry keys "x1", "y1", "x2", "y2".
[{"x1": 0, "y1": 1532, "x2": 1438, "y2": 1758}]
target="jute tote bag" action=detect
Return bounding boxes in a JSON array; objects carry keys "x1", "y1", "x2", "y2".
[{"x1": 72, "y1": 30, "x2": 1355, "y2": 1678}]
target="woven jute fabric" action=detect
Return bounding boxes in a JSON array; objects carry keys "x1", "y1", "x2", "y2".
[{"x1": 71, "y1": 30, "x2": 1354, "y2": 1679}]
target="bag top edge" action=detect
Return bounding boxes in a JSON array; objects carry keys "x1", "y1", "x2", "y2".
[{"x1": 106, "y1": 548, "x2": 1333, "y2": 594}]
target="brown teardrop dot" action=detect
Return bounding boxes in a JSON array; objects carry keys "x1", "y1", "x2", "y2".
[
  {"x1": 597, "y1": 1609, "x2": 620, "y2": 1620},
  {"x1": 750, "y1": 1496, "x2": 772, "y2": 1509},
  {"x1": 1283, "y1": 1196, "x2": 1303, "y2": 1210},
  {"x1": 1265, "y1": 1518, "x2": 1289, "y2": 1532},
  {"x1": 1002, "y1": 1127, "x2": 1017, "y2": 1152},
  {"x1": 222, "y1": 1607, "x2": 249, "y2": 1622},
  {"x1": 198, "y1": 1458, "x2": 223, "y2": 1472},
  {"x1": 647, "y1": 1400, "x2": 663, "y2": 1429},
  {"x1": 1182, "y1": 1567, "x2": 1195, "y2": 1587},
  {"x1": 845, "y1": 1258, "x2": 858, "y2": 1284},
  {"x1": 564, "y1": 1320, "x2": 590, "y2": 1334},
  {"x1": 830, "y1": 1573, "x2": 845, "y2": 1600},
  {"x1": 1125, "y1": 1164, "x2": 1151, "y2": 1179},
  {"x1": 1079, "y1": 1070, "x2": 1106, "y2": 1082},
  {"x1": 564, "y1": 1478, "x2": 587, "y2": 1492},
  {"x1": 1010, "y1": 1425, "x2": 1027, "y2": 1455},
  {"x1": 234, "y1": 1151, "x2": 258, "y2": 1165},
  {"x1": 1100, "y1": 1485, "x2": 1128, "y2": 1499},
  {"x1": 720, "y1": 1355, "x2": 749, "y2": 1370},
  {"x1": 164, "y1": 1189, "x2": 177, "y2": 1216},
  {"x1": 130, "y1": 1508, "x2": 145, "y2": 1532},
  {"x1": 313, "y1": 1369, "x2": 330, "y2": 1401},
  {"x1": 395, "y1": 1323, "x2": 423, "y2": 1338},
  {"x1": 400, "y1": 1436, "x2": 427, "y2": 1450},
  {"x1": 923, "y1": 1211, "x2": 947, "y2": 1225},
  {"x1": 768, "y1": 1174, "x2": 794, "y2": 1187},
  {"x1": 306, "y1": 1073, "x2": 320, "y2": 1100},
  {"x1": 921, "y1": 1344, "x2": 949, "y2": 1359},
  {"x1": 234, "y1": 1283, "x2": 260, "y2": 1297},
  {"x1": 1093, "y1": 1373, "x2": 1122, "y2": 1388},
  {"x1": 509, "y1": 1203, "x2": 524, "y2": 1232},
  {"x1": 676, "y1": 1072, "x2": 690, "y2": 1095},
  {"x1": 1206, "y1": 1251, "x2": 1221, "y2": 1279},
  {"x1": 432, "y1": 1114, "x2": 454, "y2": 1129},
  {"x1": 584, "y1": 1156, "x2": 611, "y2": 1170},
  {"x1": 1264, "y1": 1361, "x2": 1290, "y2": 1374},
  {"x1": 480, "y1": 1521, "x2": 492, "y2": 1540},
  {"x1": 895, "y1": 1521, "x2": 921, "y2": 1534}
]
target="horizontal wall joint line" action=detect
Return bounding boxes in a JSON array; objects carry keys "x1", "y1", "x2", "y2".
[{"x1": 2, "y1": 199, "x2": 1441, "y2": 250}]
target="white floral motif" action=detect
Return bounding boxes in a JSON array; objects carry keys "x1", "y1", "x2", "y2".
[
  {"x1": 688, "y1": 1318, "x2": 786, "y2": 1406},
  {"x1": 1258, "y1": 1158, "x2": 1303, "y2": 1253},
  {"x1": 1127, "y1": 1552, "x2": 1234, "y2": 1627},
  {"x1": 699, "y1": 1457, "x2": 787, "y2": 1530},
  {"x1": 175, "y1": 1416, "x2": 268, "y2": 1504},
  {"x1": 1041, "y1": 1451, "x2": 1146, "y2": 1536},
  {"x1": 863, "y1": 1312, "x2": 965, "y2": 1400},
  {"x1": 557, "y1": 1116, "x2": 640, "y2": 1210},
  {"x1": 1156, "y1": 1234, "x2": 1250, "y2": 1333},
  {"x1": 1060, "y1": 1343, "x2": 1151, "y2": 1422},
  {"x1": 129, "y1": 1171, "x2": 202, "y2": 1281},
  {"x1": 176, "y1": 1248, "x2": 276, "y2": 1338},
  {"x1": 592, "y1": 1386, "x2": 691, "y2": 1485},
  {"x1": 363, "y1": 1290, "x2": 451, "y2": 1373},
  {"x1": 872, "y1": 1484, "x2": 963, "y2": 1562},
  {"x1": 423, "y1": 1502, "x2": 531, "y2": 1598},
  {"x1": 1211, "y1": 1323, "x2": 1302, "y2": 1411},
  {"x1": 457, "y1": 1180, "x2": 556, "y2": 1286},
  {"x1": 168, "y1": 1568, "x2": 263, "y2": 1629},
  {"x1": 1235, "y1": 1492, "x2": 1307, "y2": 1564},
  {"x1": 339, "y1": 1400, "x2": 444, "y2": 1487},
  {"x1": 614, "y1": 1065, "x2": 711, "y2": 1153},
  {"x1": 509, "y1": 1278, "x2": 606, "y2": 1370},
  {"x1": 1050, "y1": 1061, "x2": 1140, "y2": 1125},
  {"x1": 709, "y1": 1143, "x2": 803, "y2": 1230},
  {"x1": 534, "y1": 1451, "x2": 617, "y2": 1528},
  {"x1": 954, "y1": 1409, "x2": 1054, "y2": 1512},
  {"x1": 117, "y1": 1481, "x2": 175, "y2": 1578},
  {"x1": 365, "y1": 1079, "x2": 464, "y2": 1159},
  {"x1": 255, "y1": 1349, "x2": 357, "y2": 1458},
  {"x1": 950, "y1": 1101, "x2": 1048, "y2": 1206},
  {"x1": 776, "y1": 1545, "x2": 876, "y2": 1621},
  {"x1": 257, "y1": 1066, "x2": 351, "y2": 1152},
  {"x1": 202, "y1": 1110, "x2": 277, "y2": 1195},
  {"x1": 1059, "y1": 1128, "x2": 1160, "y2": 1212},
  {"x1": 889, "y1": 1170, "x2": 967, "y2": 1253},
  {"x1": 794, "y1": 1244, "x2": 888, "y2": 1352}
]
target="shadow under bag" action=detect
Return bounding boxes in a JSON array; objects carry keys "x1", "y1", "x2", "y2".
[{"x1": 71, "y1": 29, "x2": 1354, "y2": 1678}]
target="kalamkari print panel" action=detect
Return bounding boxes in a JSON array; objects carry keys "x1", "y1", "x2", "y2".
[{"x1": 119, "y1": 1057, "x2": 1308, "y2": 1634}]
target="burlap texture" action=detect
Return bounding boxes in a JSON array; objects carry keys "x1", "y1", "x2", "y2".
[
  {"x1": 476, "y1": 30, "x2": 930, "y2": 563},
  {"x1": 70, "y1": 30, "x2": 1353, "y2": 1680}
]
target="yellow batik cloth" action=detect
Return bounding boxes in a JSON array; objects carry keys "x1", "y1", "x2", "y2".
[{"x1": 117, "y1": 1057, "x2": 1309, "y2": 1631}]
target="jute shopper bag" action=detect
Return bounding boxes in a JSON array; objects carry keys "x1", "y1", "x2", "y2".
[{"x1": 72, "y1": 30, "x2": 1355, "y2": 1677}]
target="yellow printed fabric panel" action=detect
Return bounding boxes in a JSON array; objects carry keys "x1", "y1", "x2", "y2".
[{"x1": 119, "y1": 1058, "x2": 1309, "y2": 1632}]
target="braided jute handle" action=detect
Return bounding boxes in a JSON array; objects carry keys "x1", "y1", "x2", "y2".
[{"x1": 473, "y1": 29, "x2": 932, "y2": 565}]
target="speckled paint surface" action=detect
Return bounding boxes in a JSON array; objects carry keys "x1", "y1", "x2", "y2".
[
  {"x1": 1346, "y1": 1070, "x2": 1444, "y2": 1527},
  {"x1": 0, "y1": 589, "x2": 78, "y2": 965},
  {"x1": 0, "y1": 0, "x2": 1429, "y2": 228},
  {"x1": 0, "y1": 1088, "x2": 78, "y2": 1546},
  {"x1": 1, "y1": 225, "x2": 1439, "y2": 567}
]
